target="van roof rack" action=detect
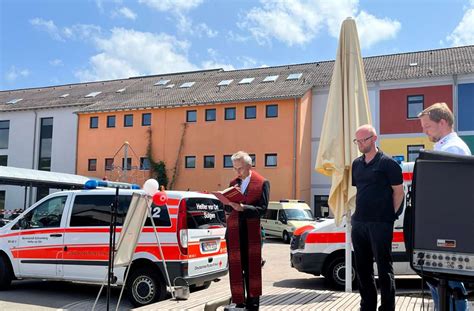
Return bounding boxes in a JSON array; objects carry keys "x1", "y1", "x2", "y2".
[{"x1": 279, "y1": 199, "x2": 307, "y2": 203}]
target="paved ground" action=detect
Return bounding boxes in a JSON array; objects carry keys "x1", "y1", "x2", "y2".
[{"x1": 0, "y1": 238, "x2": 471, "y2": 310}]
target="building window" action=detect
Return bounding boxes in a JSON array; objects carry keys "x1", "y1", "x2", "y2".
[
  {"x1": 142, "y1": 113, "x2": 151, "y2": 126},
  {"x1": 140, "y1": 157, "x2": 151, "y2": 170},
  {"x1": 105, "y1": 158, "x2": 114, "y2": 171},
  {"x1": 266, "y1": 105, "x2": 278, "y2": 118},
  {"x1": 314, "y1": 195, "x2": 329, "y2": 218},
  {"x1": 204, "y1": 155, "x2": 215, "y2": 168},
  {"x1": 187, "y1": 110, "x2": 197, "y2": 122},
  {"x1": 90, "y1": 116, "x2": 98, "y2": 128},
  {"x1": 223, "y1": 155, "x2": 233, "y2": 168},
  {"x1": 107, "y1": 115, "x2": 116, "y2": 128},
  {"x1": 88, "y1": 159, "x2": 97, "y2": 171},
  {"x1": 245, "y1": 106, "x2": 257, "y2": 119},
  {"x1": 185, "y1": 156, "x2": 196, "y2": 168},
  {"x1": 38, "y1": 118, "x2": 53, "y2": 171},
  {"x1": 265, "y1": 153, "x2": 277, "y2": 167},
  {"x1": 225, "y1": 107, "x2": 236, "y2": 120},
  {"x1": 0, "y1": 120, "x2": 10, "y2": 149},
  {"x1": 122, "y1": 158, "x2": 132, "y2": 170},
  {"x1": 250, "y1": 154, "x2": 256, "y2": 167},
  {"x1": 407, "y1": 145, "x2": 424, "y2": 162},
  {"x1": 407, "y1": 95, "x2": 424, "y2": 119},
  {"x1": 0, "y1": 155, "x2": 7, "y2": 166},
  {"x1": 0, "y1": 190, "x2": 5, "y2": 211},
  {"x1": 124, "y1": 114, "x2": 133, "y2": 127},
  {"x1": 205, "y1": 109, "x2": 216, "y2": 121}
]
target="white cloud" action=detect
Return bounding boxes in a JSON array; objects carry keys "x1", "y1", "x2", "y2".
[
  {"x1": 201, "y1": 60, "x2": 235, "y2": 71},
  {"x1": 355, "y1": 11, "x2": 401, "y2": 48},
  {"x1": 200, "y1": 49, "x2": 235, "y2": 71},
  {"x1": 138, "y1": 0, "x2": 203, "y2": 13},
  {"x1": 75, "y1": 28, "x2": 198, "y2": 81},
  {"x1": 5, "y1": 66, "x2": 30, "y2": 82},
  {"x1": 49, "y1": 59, "x2": 63, "y2": 66},
  {"x1": 240, "y1": 0, "x2": 400, "y2": 48},
  {"x1": 30, "y1": 18, "x2": 101, "y2": 41},
  {"x1": 237, "y1": 56, "x2": 259, "y2": 68},
  {"x1": 446, "y1": 3, "x2": 474, "y2": 46},
  {"x1": 176, "y1": 15, "x2": 217, "y2": 38},
  {"x1": 139, "y1": 0, "x2": 215, "y2": 38},
  {"x1": 30, "y1": 18, "x2": 64, "y2": 41},
  {"x1": 115, "y1": 7, "x2": 137, "y2": 20}
]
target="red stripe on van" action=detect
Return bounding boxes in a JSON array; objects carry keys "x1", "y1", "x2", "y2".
[
  {"x1": 305, "y1": 231, "x2": 405, "y2": 244},
  {"x1": 403, "y1": 172, "x2": 413, "y2": 182}
]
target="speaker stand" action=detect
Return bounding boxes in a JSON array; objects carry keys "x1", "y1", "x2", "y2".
[{"x1": 438, "y1": 278, "x2": 450, "y2": 311}]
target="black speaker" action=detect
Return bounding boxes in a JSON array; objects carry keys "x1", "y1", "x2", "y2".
[{"x1": 407, "y1": 150, "x2": 474, "y2": 282}]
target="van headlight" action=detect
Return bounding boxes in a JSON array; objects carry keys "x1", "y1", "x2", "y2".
[{"x1": 299, "y1": 231, "x2": 309, "y2": 249}]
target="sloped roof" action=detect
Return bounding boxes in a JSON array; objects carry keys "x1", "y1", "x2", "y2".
[{"x1": 1, "y1": 45, "x2": 473, "y2": 113}]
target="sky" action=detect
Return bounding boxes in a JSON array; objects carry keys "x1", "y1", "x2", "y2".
[{"x1": 1, "y1": 0, "x2": 473, "y2": 91}]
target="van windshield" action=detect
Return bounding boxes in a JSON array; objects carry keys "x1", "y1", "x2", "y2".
[
  {"x1": 284, "y1": 209, "x2": 314, "y2": 221},
  {"x1": 185, "y1": 198, "x2": 225, "y2": 229}
]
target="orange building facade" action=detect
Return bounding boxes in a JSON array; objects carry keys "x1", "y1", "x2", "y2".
[{"x1": 76, "y1": 92, "x2": 312, "y2": 203}]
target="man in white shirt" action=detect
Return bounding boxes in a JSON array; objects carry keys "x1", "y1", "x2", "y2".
[{"x1": 418, "y1": 102, "x2": 471, "y2": 311}]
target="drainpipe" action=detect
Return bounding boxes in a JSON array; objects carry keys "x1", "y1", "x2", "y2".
[
  {"x1": 29, "y1": 110, "x2": 38, "y2": 206},
  {"x1": 453, "y1": 74, "x2": 458, "y2": 131},
  {"x1": 293, "y1": 98, "x2": 298, "y2": 199}
]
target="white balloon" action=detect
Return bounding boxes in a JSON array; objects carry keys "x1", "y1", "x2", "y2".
[{"x1": 143, "y1": 179, "x2": 159, "y2": 196}]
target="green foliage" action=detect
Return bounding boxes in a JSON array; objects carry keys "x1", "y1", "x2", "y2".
[{"x1": 146, "y1": 128, "x2": 168, "y2": 189}]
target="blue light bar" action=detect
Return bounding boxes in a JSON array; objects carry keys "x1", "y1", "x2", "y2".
[{"x1": 84, "y1": 179, "x2": 140, "y2": 190}]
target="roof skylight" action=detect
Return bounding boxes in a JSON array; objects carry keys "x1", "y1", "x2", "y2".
[
  {"x1": 60, "y1": 93, "x2": 70, "y2": 98},
  {"x1": 6, "y1": 98, "x2": 23, "y2": 104},
  {"x1": 154, "y1": 79, "x2": 170, "y2": 86},
  {"x1": 218, "y1": 79, "x2": 233, "y2": 86},
  {"x1": 116, "y1": 88, "x2": 126, "y2": 93},
  {"x1": 165, "y1": 84, "x2": 175, "y2": 89},
  {"x1": 409, "y1": 62, "x2": 418, "y2": 67},
  {"x1": 85, "y1": 91, "x2": 102, "y2": 98},
  {"x1": 287, "y1": 73, "x2": 303, "y2": 80},
  {"x1": 179, "y1": 82, "x2": 195, "y2": 88},
  {"x1": 239, "y1": 77, "x2": 255, "y2": 84},
  {"x1": 262, "y1": 75, "x2": 279, "y2": 82}
]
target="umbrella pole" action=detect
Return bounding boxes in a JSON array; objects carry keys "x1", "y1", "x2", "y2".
[{"x1": 345, "y1": 209, "x2": 352, "y2": 292}]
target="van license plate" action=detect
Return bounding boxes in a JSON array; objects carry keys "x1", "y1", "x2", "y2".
[{"x1": 201, "y1": 240, "x2": 218, "y2": 252}]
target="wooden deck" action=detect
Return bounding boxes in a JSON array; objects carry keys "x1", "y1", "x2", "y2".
[{"x1": 137, "y1": 286, "x2": 439, "y2": 310}]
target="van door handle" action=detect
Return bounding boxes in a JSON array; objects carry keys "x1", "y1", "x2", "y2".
[{"x1": 50, "y1": 234, "x2": 63, "y2": 237}]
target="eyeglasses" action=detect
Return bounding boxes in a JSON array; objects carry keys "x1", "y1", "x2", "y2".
[{"x1": 352, "y1": 135, "x2": 373, "y2": 144}]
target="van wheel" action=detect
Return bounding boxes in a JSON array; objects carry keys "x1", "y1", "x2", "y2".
[
  {"x1": 0, "y1": 256, "x2": 13, "y2": 290},
  {"x1": 282, "y1": 231, "x2": 291, "y2": 244},
  {"x1": 126, "y1": 268, "x2": 166, "y2": 307},
  {"x1": 324, "y1": 256, "x2": 357, "y2": 290}
]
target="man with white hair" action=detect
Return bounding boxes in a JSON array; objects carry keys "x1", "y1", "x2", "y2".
[{"x1": 226, "y1": 151, "x2": 270, "y2": 311}]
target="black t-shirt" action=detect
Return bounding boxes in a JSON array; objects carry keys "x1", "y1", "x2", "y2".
[{"x1": 351, "y1": 150, "x2": 403, "y2": 223}]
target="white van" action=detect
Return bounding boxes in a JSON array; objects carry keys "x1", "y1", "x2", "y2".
[
  {"x1": 0, "y1": 187, "x2": 228, "y2": 307},
  {"x1": 290, "y1": 162, "x2": 415, "y2": 288},
  {"x1": 261, "y1": 200, "x2": 316, "y2": 243}
]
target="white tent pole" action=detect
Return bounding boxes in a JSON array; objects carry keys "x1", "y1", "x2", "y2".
[{"x1": 345, "y1": 209, "x2": 352, "y2": 292}]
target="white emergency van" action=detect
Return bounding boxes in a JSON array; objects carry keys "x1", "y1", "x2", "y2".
[
  {"x1": 261, "y1": 200, "x2": 316, "y2": 243},
  {"x1": 290, "y1": 162, "x2": 414, "y2": 288},
  {"x1": 0, "y1": 187, "x2": 228, "y2": 307}
]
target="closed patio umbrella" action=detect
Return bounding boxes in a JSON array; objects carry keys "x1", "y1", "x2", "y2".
[{"x1": 315, "y1": 17, "x2": 372, "y2": 292}]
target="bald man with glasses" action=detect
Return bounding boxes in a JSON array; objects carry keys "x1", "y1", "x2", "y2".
[{"x1": 351, "y1": 124, "x2": 404, "y2": 311}]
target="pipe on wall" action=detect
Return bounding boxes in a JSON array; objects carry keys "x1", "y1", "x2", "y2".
[{"x1": 293, "y1": 97, "x2": 298, "y2": 199}]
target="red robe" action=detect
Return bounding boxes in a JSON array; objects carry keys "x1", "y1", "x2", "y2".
[{"x1": 227, "y1": 171, "x2": 267, "y2": 304}]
